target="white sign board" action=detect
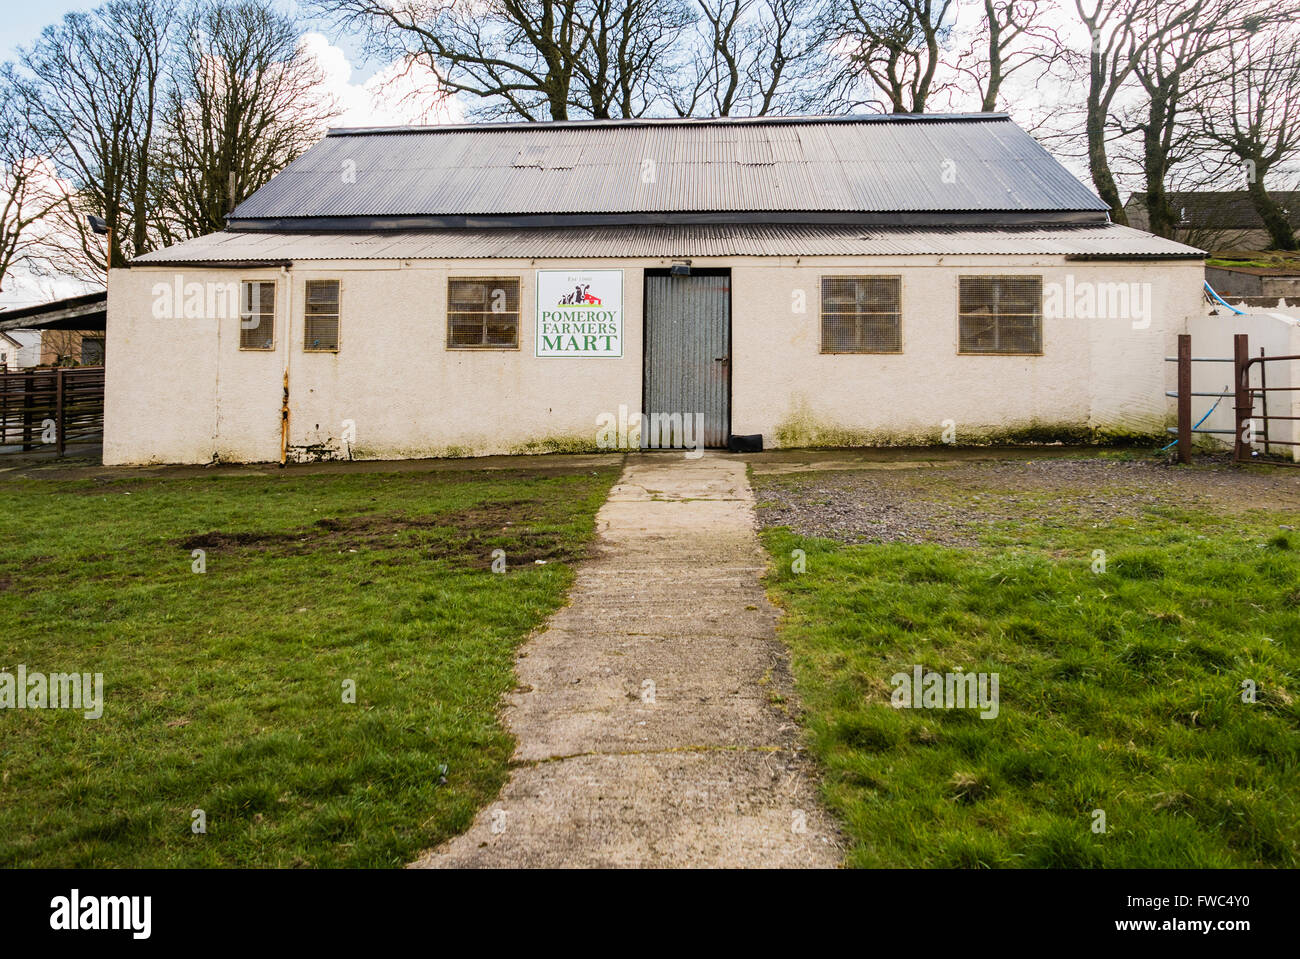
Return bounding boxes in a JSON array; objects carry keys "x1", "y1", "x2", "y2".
[{"x1": 535, "y1": 269, "x2": 624, "y2": 357}]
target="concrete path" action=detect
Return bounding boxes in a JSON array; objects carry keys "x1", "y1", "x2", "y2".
[{"x1": 413, "y1": 453, "x2": 841, "y2": 868}]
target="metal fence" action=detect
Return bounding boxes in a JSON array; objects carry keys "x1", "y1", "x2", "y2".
[
  {"x1": 0, "y1": 366, "x2": 105, "y2": 456},
  {"x1": 1234, "y1": 334, "x2": 1300, "y2": 466},
  {"x1": 1167, "y1": 333, "x2": 1300, "y2": 466}
]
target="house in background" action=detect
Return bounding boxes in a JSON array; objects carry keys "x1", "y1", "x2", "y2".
[
  {"x1": 108, "y1": 113, "x2": 1204, "y2": 466},
  {"x1": 0, "y1": 331, "x2": 29, "y2": 370},
  {"x1": 40, "y1": 330, "x2": 106, "y2": 366},
  {"x1": 1124, "y1": 191, "x2": 1300, "y2": 252},
  {"x1": 0, "y1": 292, "x2": 108, "y2": 369},
  {"x1": 0, "y1": 328, "x2": 46, "y2": 370}
]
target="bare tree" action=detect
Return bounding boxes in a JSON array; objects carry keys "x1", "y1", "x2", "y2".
[
  {"x1": 154, "y1": 0, "x2": 337, "y2": 242},
  {"x1": 1192, "y1": 22, "x2": 1300, "y2": 249},
  {"x1": 10, "y1": 0, "x2": 172, "y2": 271},
  {"x1": 953, "y1": 0, "x2": 1076, "y2": 111},
  {"x1": 821, "y1": 0, "x2": 958, "y2": 114},
  {"x1": 1119, "y1": 0, "x2": 1294, "y2": 238},
  {"x1": 1073, "y1": 0, "x2": 1169, "y2": 223},
  {"x1": 671, "y1": 0, "x2": 822, "y2": 116},
  {"x1": 570, "y1": 0, "x2": 695, "y2": 117},
  {"x1": 0, "y1": 74, "x2": 63, "y2": 293},
  {"x1": 314, "y1": 0, "x2": 587, "y2": 120}
]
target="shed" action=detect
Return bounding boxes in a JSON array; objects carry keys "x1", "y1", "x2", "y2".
[
  {"x1": 1124, "y1": 190, "x2": 1300, "y2": 251},
  {"x1": 109, "y1": 113, "x2": 1204, "y2": 465}
]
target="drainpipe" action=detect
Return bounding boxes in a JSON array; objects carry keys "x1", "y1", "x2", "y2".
[{"x1": 280, "y1": 264, "x2": 291, "y2": 467}]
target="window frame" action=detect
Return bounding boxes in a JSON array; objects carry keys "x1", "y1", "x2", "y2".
[
  {"x1": 956, "y1": 274, "x2": 1044, "y2": 356},
  {"x1": 818, "y1": 275, "x2": 904, "y2": 355},
  {"x1": 446, "y1": 275, "x2": 522, "y2": 351},
  {"x1": 302, "y1": 278, "x2": 341, "y2": 353},
  {"x1": 238, "y1": 278, "x2": 277, "y2": 352}
]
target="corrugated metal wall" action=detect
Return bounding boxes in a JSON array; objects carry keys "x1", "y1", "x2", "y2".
[{"x1": 643, "y1": 272, "x2": 730, "y2": 449}]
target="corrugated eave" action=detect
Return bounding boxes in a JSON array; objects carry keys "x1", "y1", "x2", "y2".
[{"x1": 131, "y1": 223, "x2": 1206, "y2": 265}]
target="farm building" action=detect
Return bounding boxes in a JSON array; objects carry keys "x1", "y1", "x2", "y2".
[
  {"x1": 106, "y1": 113, "x2": 1205, "y2": 465},
  {"x1": 1124, "y1": 190, "x2": 1300, "y2": 252}
]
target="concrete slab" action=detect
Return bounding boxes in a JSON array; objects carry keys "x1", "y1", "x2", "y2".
[{"x1": 412, "y1": 452, "x2": 842, "y2": 868}]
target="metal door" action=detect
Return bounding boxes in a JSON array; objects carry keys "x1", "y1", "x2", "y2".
[{"x1": 643, "y1": 270, "x2": 731, "y2": 449}]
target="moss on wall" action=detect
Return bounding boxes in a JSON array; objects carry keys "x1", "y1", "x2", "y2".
[
  {"x1": 508, "y1": 435, "x2": 608, "y2": 455},
  {"x1": 282, "y1": 431, "x2": 613, "y2": 462},
  {"x1": 772, "y1": 399, "x2": 1165, "y2": 449}
]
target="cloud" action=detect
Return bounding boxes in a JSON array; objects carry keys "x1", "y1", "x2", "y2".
[{"x1": 299, "y1": 32, "x2": 463, "y2": 128}]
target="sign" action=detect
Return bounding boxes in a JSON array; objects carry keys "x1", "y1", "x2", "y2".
[{"x1": 535, "y1": 269, "x2": 623, "y2": 357}]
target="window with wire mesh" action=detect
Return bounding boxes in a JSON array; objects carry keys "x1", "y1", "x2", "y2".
[
  {"x1": 303, "y1": 280, "x2": 340, "y2": 351},
  {"x1": 820, "y1": 276, "x2": 902, "y2": 353},
  {"x1": 239, "y1": 280, "x2": 275, "y2": 350},
  {"x1": 447, "y1": 277, "x2": 520, "y2": 348},
  {"x1": 958, "y1": 276, "x2": 1043, "y2": 354}
]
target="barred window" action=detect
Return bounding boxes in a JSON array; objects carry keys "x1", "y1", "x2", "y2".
[
  {"x1": 958, "y1": 276, "x2": 1042, "y2": 355},
  {"x1": 239, "y1": 280, "x2": 275, "y2": 350},
  {"x1": 821, "y1": 276, "x2": 902, "y2": 353},
  {"x1": 304, "y1": 280, "x2": 340, "y2": 352},
  {"x1": 448, "y1": 277, "x2": 520, "y2": 348}
]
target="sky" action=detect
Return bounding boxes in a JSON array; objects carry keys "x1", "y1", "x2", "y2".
[
  {"x1": 5, "y1": 3, "x2": 92, "y2": 59},
  {"x1": 5, "y1": 1, "x2": 371, "y2": 74},
  {"x1": 4, "y1": 1, "x2": 404, "y2": 116}
]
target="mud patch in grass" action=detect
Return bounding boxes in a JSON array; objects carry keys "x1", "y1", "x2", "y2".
[{"x1": 176, "y1": 499, "x2": 584, "y2": 568}]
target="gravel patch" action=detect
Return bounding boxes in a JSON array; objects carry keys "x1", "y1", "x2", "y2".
[{"x1": 753, "y1": 456, "x2": 1300, "y2": 547}]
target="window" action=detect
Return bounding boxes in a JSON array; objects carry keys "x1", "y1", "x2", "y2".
[
  {"x1": 81, "y1": 337, "x2": 105, "y2": 365},
  {"x1": 821, "y1": 276, "x2": 902, "y2": 353},
  {"x1": 958, "y1": 276, "x2": 1042, "y2": 354},
  {"x1": 239, "y1": 280, "x2": 276, "y2": 350},
  {"x1": 304, "y1": 280, "x2": 340, "y2": 352},
  {"x1": 448, "y1": 277, "x2": 520, "y2": 348}
]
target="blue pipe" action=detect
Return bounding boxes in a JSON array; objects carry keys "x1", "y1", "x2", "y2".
[
  {"x1": 1160, "y1": 388, "x2": 1228, "y2": 452},
  {"x1": 1204, "y1": 281, "x2": 1245, "y2": 315}
]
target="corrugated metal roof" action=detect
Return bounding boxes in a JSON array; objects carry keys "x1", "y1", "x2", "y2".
[
  {"x1": 132, "y1": 223, "x2": 1203, "y2": 264},
  {"x1": 227, "y1": 115, "x2": 1108, "y2": 224}
]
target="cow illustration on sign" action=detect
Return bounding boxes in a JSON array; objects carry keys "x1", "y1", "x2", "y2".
[{"x1": 558, "y1": 283, "x2": 602, "y2": 306}]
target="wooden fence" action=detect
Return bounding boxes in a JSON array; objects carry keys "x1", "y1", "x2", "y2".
[{"x1": 0, "y1": 367, "x2": 106, "y2": 456}]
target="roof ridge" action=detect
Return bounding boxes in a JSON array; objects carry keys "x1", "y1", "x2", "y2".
[{"x1": 325, "y1": 113, "x2": 1011, "y2": 137}]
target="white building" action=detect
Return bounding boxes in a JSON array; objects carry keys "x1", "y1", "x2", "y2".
[
  {"x1": 106, "y1": 114, "x2": 1204, "y2": 465},
  {"x1": 0, "y1": 330, "x2": 41, "y2": 370}
]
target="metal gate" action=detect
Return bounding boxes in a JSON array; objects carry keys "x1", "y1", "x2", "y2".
[
  {"x1": 643, "y1": 270, "x2": 730, "y2": 449},
  {"x1": 1167, "y1": 333, "x2": 1300, "y2": 465}
]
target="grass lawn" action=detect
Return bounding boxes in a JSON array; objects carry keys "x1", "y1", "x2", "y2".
[
  {"x1": 757, "y1": 461, "x2": 1300, "y2": 868},
  {"x1": 0, "y1": 462, "x2": 620, "y2": 867},
  {"x1": 1206, "y1": 251, "x2": 1300, "y2": 270}
]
